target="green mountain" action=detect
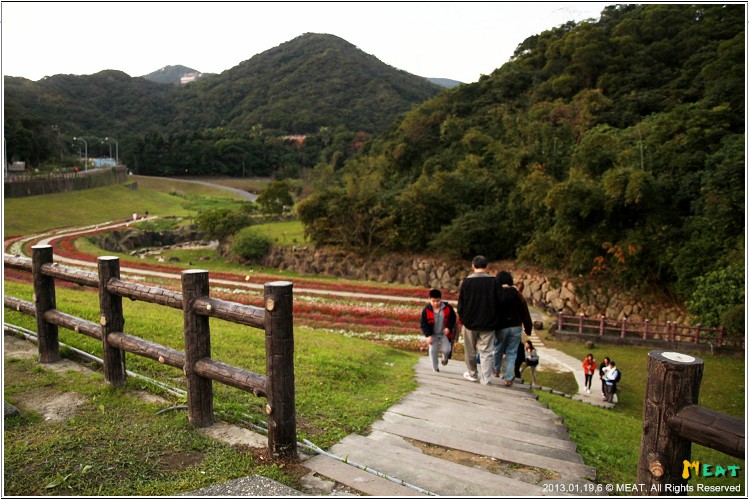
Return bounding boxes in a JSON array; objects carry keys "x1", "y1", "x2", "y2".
[
  {"x1": 4, "y1": 33, "x2": 444, "y2": 166},
  {"x1": 170, "y1": 33, "x2": 444, "y2": 133},
  {"x1": 297, "y1": 4, "x2": 745, "y2": 299},
  {"x1": 142, "y1": 65, "x2": 203, "y2": 85}
]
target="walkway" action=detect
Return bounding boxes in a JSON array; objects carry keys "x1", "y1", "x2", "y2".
[{"x1": 303, "y1": 355, "x2": 598, "y2": 496}]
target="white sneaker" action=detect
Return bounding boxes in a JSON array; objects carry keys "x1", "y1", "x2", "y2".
[
  {"x1": 586, "y1": 389, "x2": 590, "y2": 394},
  {"x1": 463, "y1": 371, "x2": 479, "y2": 382}
]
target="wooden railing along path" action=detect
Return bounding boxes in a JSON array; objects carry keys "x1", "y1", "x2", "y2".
[
  {"x1": 556, "y1": 313, "x2": 740, "y2": 349},
  {"x1": 4, "y1": 245, "x2": 296, "y2": 458},
  {"x1": 638, "y1": 351, "x2": 744, "y2": 495}
]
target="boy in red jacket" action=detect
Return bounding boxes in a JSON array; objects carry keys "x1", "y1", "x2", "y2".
[{"x1": 420, "y1": 289, "x2": 457, "y2": 372}]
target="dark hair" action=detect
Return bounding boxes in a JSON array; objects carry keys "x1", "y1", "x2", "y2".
[
  {"x1": 609, "y1": 360, "x2": 616, "y2": 367},
  {"x1": 496, "y1": 270, "x2": 513, "y2": 286},
  {"x1": 429, "y1": 289, "x2": 442, "y2": 299},
  {"x1": 526, "y1": 340, "x2": 534, "y2": 349},
  {"x1": 472, "y1": 255, "x2": 488, "y2": 269}
]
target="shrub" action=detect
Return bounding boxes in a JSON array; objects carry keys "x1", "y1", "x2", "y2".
[
  {"x1": 231, "y1": 227, "x2": 272, "y2": 262},
  {"x1": 686, "y1": 264, "x2": 744, "y2": 332},
  {"x1": 195, "y1": 208, "x2": 252, "y2": 241}
]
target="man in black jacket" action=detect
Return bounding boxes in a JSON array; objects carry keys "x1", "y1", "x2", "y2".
[{"x1": 457, "y1": 255, "x2": 499, "y2": 385}]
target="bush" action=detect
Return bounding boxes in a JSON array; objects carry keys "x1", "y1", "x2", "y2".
[
  {"x1": 686, "y1": 264, "x2": 744, "y2": 330},
  {"x1": 231, "y1": 227, "x2": 272, "y2": 262},
  {"x1": 196, "y1": 208, "x2": 253, "y2": 241},
  {"x1": 721, "y1": 304, "x2": 745, "y2": 338}
]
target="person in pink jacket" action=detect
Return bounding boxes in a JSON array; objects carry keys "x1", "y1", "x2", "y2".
[{"x1": 582, "y1": 353, "x2": 597, "y2": 394}]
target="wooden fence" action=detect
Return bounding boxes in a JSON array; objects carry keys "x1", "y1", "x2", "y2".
[
  {"x1": 555, "y1": 313, "x2": 742, "y2": 349},
  {"x1": 637, "y1": 351, "x2": 744, "y2": 495},
  {"x1": 3, "y1": 245, "x2": 296, "y2": 458}
]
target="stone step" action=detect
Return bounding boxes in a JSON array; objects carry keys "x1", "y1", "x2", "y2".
[
  {"x1": 371, "y1": 416, "x2": 595, "y2": 480},
  {"x1": 389, "y1": 393, "x2": 570, "y2": 440},
  {"x1": 376, "y1": 411, "x2": 582, "y2": 463},
  {"x1": 330, "y1": 433, "x2": 545, "y2": 496},
  {"x1": 303, "y1": 454, "x2": 425, "y2": 496}
]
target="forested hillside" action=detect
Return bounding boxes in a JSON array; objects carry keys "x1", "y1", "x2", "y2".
[
  {"x1": 171, "y1": 34, "x2": 444, "y2": 134},
  {"x1": 3, "y1": 33, "x2": 442, "y2": 175},
  {"x1": 298, "y1": 4, "x2": 745, "y2": 303}
]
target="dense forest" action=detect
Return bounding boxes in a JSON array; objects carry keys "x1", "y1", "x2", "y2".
[
  {"x1": 297, "y1": 4, "x2": 745, "y2": 306},
  {"x1": 3, "y1": 33, "x2": 443, "y2": 176}
]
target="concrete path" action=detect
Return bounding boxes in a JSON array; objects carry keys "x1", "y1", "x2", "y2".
[{"x1": 303, "y1": 355, "x2": 599, "y2": 496}]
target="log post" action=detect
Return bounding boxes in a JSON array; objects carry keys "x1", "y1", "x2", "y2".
[
  {"x1": 578, "y1": 314, "x2": 584, "y2": 336},
  {"x1": 643, "y1": 319, "x2": 649, "y2": 340},
  {"x1": 637, "y1": 351, "x2": 704, "y2": 495},
  {"x1": 97, "y1": 256, "x2": 127, "y2": 386},
  {"x1": 31, "y1": 245, "x2": 60, "y2": 363},
  {"x1": 599, "y1": 316, "x2": 605, "y2": 338},
  {"x1": 182, "y1": 270, "x2": 213, "y2": 427},
  {"x1": 264, "y1": 281, "x2": 297, "y2": 459},
  {"x1": 557, "y1": 312, "x2": 563, "y2": 333}
]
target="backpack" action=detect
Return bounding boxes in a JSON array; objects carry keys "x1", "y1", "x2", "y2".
[{"x1": 613, "y1": 369, "x2": 621, "y2": 383}]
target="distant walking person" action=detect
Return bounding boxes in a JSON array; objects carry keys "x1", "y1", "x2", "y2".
[
  {"x1": 457, "y1": 255, "x2": 499, "y2": 385},
  {"x1": 582, "y1": 353, "x2": 597, "y2": 394},
  {"x1": 493, "y1": 271, "x2": 533, "y2": 387},
  {"x1": 599, "y1": 357, "x2": 610, "y2": 398},
  {"x1": 521, "y1": 340, "x2": 539, "y2": 387},
  {"x1": 602, "y1": 360, "x2": 620, "y2": 403},
  {"x1": 420, "y1": 289, "x2": 457, "y2": 372}
]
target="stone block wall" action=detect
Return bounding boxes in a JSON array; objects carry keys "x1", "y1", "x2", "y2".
[{"x1": 260, "y1": 246, "x2": 689, "y2": 324}]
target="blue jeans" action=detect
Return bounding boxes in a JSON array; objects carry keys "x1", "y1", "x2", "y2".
[{"x1": 494, "y1": 326, "x2": 522, "y2": 381}]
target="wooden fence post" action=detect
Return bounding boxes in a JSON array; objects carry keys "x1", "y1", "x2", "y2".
[
  {"x1": 718, "y1": 326, "x2": 725, "y2": 347},
  {"x1": 620, "y1": 317, "x2": 627, "y2": 338},
  {"x1": 97, "y1": 256, "x2": 127, "y2": 386},
  {"x1": 643, "y1": 319, "x2": 649, "y2": 340},
  {"x1": 182, "y1": 270, "x2": 213, "y2": 427},
  {"x1": 264, "y1": 281, "x2": 297, "y2": 459},
  {"x1": 31, "y1": 245, "x2": 60, "y2": 363},
  {"x1": 637, "y1": 351, "x2": 704, "y2": 495},
  {"x1": 578, "y1": 315, "x2": 584, "y2": 336},
  {"x1": 694, "y1": 324, "x2": 701, "y2": 345},
  {"x1": 599, "y1": 316, "x2": 605, "y2": 338},
  {"x1": 557, "y1": 312, "x2": 563, "y2": 333}
]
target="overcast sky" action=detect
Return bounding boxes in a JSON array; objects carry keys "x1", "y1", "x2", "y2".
[{"x1": 2, "y1": 2, "x2": 612, "y2": 84}]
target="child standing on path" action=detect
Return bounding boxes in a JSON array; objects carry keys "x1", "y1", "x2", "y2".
[
  {"x1": 420, "y1": 289, "x2": 457, "y2": 372},
  {"x1": 599, "y1": 357, "x2": 610, "y2": 398},
  {"x1": 582, "y1": 353, "x2": 596, "y2": 394},
  {"x1": 520, "y1": 340, "x2": 539, "y2": 387}
]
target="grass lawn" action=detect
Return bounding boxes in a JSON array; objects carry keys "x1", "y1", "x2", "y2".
[
  {"x1": 4, "y1": 357, "x2": 289, "y2": 496},
  {"x1": 536, "y1": 337, "x2": 745, "y2": 494},
  {"x1": 3, "y1": 280, "x2": 418, "y2": 450},
  {"x1": 4, "y1": 176, "x2": 248, "y2": 237}
]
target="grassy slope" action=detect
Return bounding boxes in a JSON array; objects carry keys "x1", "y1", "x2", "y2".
[
  {"x1": 4, "y1": 176, "x2": 246, "y2": 236},
  {"x1": 536, "y1": 338, "x2": 744, "y2": 494},
  {"x1": 3, "y1": 280, "x2": 418, "y2": 449}
]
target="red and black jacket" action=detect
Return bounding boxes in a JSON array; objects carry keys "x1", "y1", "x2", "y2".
[{"x1": 420, "y1": 302, "x2": 457, "y2": 339}]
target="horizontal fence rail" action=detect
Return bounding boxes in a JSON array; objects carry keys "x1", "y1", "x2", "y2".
[
  {"x1": 637, "y1": 351, "x2": 744, "y2": 495},
  {"x1": 555, "y1": 313, "x2": 740, "y2": 349},
  {"x1": 3, "y1": 245, "x2": 296, "y2": 458}
]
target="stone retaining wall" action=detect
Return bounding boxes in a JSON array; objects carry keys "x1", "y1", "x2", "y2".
[{"x1": 260, "y1": 246, "x2": 689, "y2": 324}]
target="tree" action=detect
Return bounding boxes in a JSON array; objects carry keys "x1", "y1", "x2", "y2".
[{"x1": 257, "y1": 180, "x2": 294, "y2": 216}]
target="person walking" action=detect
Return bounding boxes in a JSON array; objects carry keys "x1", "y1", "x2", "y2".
[
  {"x1": 457, "y1": 255, "x2": 500, "y2": 385},
  {"x1": 599, "y1": 357, "x2": 610, "y2": 398},
  {"x1": 520, "y1": 340, "x2": 539, "y2": 387},
  {"x1": 582, "y1": 353, "x2": 596, "y2": 394},
  {"x1": 420, "y1": 289, "x2": 457, "y2": 372},
  {"x1": 602, "y1": 360, "x2": 620, "y2": 403},
  {"x1": 493, "y1": 271, "x2": 533, "y2": 387}
]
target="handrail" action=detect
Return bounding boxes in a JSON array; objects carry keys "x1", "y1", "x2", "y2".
[{"x1": 3, "y1": 246, "x2": 296, "y2": 458}]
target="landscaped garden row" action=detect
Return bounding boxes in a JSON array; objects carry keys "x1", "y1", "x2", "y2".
[{"x1": 39, "y1": 228, "x2": 457, "y2": 301}]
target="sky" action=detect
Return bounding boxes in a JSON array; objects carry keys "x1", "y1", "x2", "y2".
[{"x1": 2, "y1": 2, "x2": 612, "y2": 84}]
